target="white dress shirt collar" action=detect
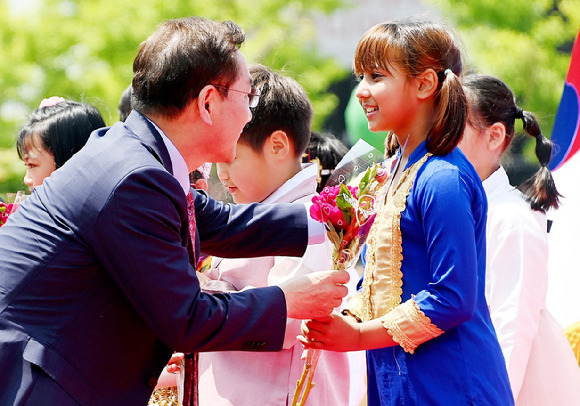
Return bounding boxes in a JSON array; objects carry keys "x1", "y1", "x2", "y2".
[
  {"x1": 144, "y1": 117, "x2": 190, "y2": 196},
  {"x1": 262, "y1": 163, "x2": 319, "y2": 204}
]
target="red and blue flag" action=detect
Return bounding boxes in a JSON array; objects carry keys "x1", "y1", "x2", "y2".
[{"x1": 550, "y1": 29, "x2": 580, "y2": 171}]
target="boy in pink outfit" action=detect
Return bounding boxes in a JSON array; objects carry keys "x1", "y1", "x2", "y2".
[{"x1": 198, "y1": 64, "x2": 365, "y2": 406}]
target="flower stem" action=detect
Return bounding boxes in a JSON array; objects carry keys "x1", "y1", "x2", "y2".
[{"x1": 291, "y1": 348, "x2": 321, "y2": 406}]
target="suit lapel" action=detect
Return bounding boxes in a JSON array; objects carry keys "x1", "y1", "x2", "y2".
[
  {"x1": 124, "y1": 111, "x2": 200, "y2": 265},
  {"x1": 124, "y1": 111, "x2": 174, "y2": 175}
]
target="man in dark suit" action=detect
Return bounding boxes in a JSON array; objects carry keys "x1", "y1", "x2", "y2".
[{"x1": 0, "y1": 17, "x2": 348, "y2": 405}]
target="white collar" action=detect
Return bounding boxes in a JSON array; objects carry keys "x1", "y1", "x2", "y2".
[
  {"x1": 145, "y1": 117, "x2": 190, "y2": 196},
  {"x1": 483, "y1": 166, "x2": 510, "y2": 195},
  {"x1": 262, "y1": 163, "x2": 319, "y2": 204}
]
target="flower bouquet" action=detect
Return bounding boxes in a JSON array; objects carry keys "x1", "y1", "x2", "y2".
[
  {"x1": 0, "y1": 191, "x2": 26, "y2": 228},
  {"x1": 291, "y1": 140, "x2": 389, "y2": 406}
]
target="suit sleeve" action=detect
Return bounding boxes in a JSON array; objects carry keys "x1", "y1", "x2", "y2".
[
  {"x1": 193, "y1": 189, "x2": 309, "y2": 258},
  {"x1": 88, "y1": 167, "x2": 287, "y2": 353}
]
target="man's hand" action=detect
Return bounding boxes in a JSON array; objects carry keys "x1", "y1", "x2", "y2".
[{"x1": 279, "y1": 270, "x2": 349, "y2": 319}]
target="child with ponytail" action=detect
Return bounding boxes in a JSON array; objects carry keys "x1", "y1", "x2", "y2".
[
  {"x1": 299, "y1": 19, "x2": 513, "y2": 405},
  {"x1": 458, "y1": 73, "x2": 580, "y2": 406}
]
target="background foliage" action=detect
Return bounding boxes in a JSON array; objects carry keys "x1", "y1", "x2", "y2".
[
  {"x1": 0, "y1": 0, "x2": 577, "y2": 196},
  {"x1": 427, "y1": 0, "x2": 579, "y2": 181},
  {"x1": 0, "y1": 0, "x2": 347, "y2": 197}
]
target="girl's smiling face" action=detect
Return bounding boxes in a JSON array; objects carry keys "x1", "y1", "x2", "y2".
[
  {"x1": 355, "y1": 63, "x2": 418, "y2": 136},
  {"x1": 21, "y1": 134, "x2": 56, "y2": 192}
]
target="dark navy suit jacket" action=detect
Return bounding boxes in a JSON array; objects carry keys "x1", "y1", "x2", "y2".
[{"x1": 0, "y1": 111, "x2": 309, "y2": 405}]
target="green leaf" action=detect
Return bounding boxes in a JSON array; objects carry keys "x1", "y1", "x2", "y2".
[
  {"x1": 336, "y1": 183, "x2": 353, "y2": 211},
  {"x1": 335, "y1": 183, "x2": 353, "y2": 225},
  {"x1": 357, "y1": 167, "x2": 372, "y2": 197}
]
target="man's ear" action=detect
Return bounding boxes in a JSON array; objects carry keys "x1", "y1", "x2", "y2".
[
  {"x1": 416, "y1": 68, "x2": 439, "y2": 100},
  {"x1": 265, "y1": 130, "x2": 291, "y2": 158},
  {"x1": 197, "y1": 85, "x2": 220, "y2": 125},
  {"x1": 488, "y1": 122, "x2": 507, "y2": 152}
]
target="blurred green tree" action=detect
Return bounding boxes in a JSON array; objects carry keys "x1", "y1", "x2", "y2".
[
  {"x1": 0, "y1": 0, "x2": 348, "y2": 197},
  {"x1": 426, "y1": 0, "x2": 580, "y2": 181}
]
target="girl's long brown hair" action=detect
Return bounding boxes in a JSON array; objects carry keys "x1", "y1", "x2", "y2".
[{"x1": 354, "y1": 19, "x2": 466, "y2": 156}]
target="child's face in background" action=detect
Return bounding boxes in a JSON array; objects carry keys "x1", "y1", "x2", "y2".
[
  {"x1": 458, "y1": 117, "x2": 504, "y2": 181},
  {"x1": 22, "y1": 134, "x2": 56, "y2": 193},
  {"x1": 216, "y1": 142, "x2": 273, "y2": 204},
  {"x1": 458, "y1": 121, "x2": 487, "y2": 174}
]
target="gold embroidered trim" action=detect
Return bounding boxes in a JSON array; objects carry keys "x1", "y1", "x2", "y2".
[
  {"x1": 564, "y1": 321, "x2": 580, "y2": 366},
  {"x1": 148, "y1": 386, "x2": 179, "y2": 406},
  {"x1": 344, "y1": 153, "x2": 431, "y2": 322},
  {"x1": 381, "y1": 297, "x2": 443, "y2": 354}
]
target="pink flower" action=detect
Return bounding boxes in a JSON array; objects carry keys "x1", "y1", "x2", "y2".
[
  {"x1": 320, "y1": 185, "x2": 358, "y2": 200},
  {"x1": 310, "y1": 185, "x2": 359, "y2": 231},
  {"x1": 310, "y1": 198, "x2": 347, "y2": 229},
  {"x1": 297, "y1": 161, "x2": 387, "y2": 406},
  {"x1": 375, "y1": 168, "x2": 388, "y2": 183},
  {"x1": 309, "y1": 197, "x2": 325, "y2": 223},
  {"x1": 0, "y1": 192, "x2": 26, "y2": 228},
  {"x1": 0, "y1": 202, "x2": 16, "y2": 227},
  {"x1": 39, "y1": 96, "x2": 66, "y2": 109},
  {"x1": 346, "y1": 185, "x2": 358, "y2": 198},
  {"x1": 326, "y1": 204, "x2": 349, "y2": 230}
]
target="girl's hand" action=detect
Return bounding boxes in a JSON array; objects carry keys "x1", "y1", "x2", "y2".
[
  {"x1": 155, "y1": 352, "x2": 185, "y2": 389},
  {"x1": 165, "y1": 352, "x2": 185, "y2": 374},
  {"x1": 297, "y1": 312, "x2": 361, "y2": 352}
]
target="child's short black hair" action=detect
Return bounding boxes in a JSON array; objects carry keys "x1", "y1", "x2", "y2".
[
  {"x1": 189, "y1": 169, "x2": 204, "y2": 183},
  {"x1": 118, "y1": 85, "x2": 133, "y2": 122},
  {"x1": 303, "y1": 131, "x2": 349, "y2": 192},
  {"x1": 17, "y1": 100, "x2": 105, "y2": 168},
  {"x1": 239, "y1": 64, "x2": 313, "y2": 157}
]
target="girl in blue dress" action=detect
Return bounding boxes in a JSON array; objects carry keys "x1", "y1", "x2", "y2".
[{"x1": 300, "y1": 19, "x2": 514, "y2": 405}]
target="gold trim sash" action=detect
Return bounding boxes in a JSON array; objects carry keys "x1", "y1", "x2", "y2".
[{"x1": 344, "y1": 152, "x2": 443, "y2": 352}]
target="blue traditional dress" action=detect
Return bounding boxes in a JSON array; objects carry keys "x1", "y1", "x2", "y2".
[{"x1": 345, "y1": 141, "x2": 514, "y2": 405}]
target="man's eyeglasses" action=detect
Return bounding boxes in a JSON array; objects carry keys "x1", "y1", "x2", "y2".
[{"x1": 212, "y1": 85, "x2": 261, "y2": 108}]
